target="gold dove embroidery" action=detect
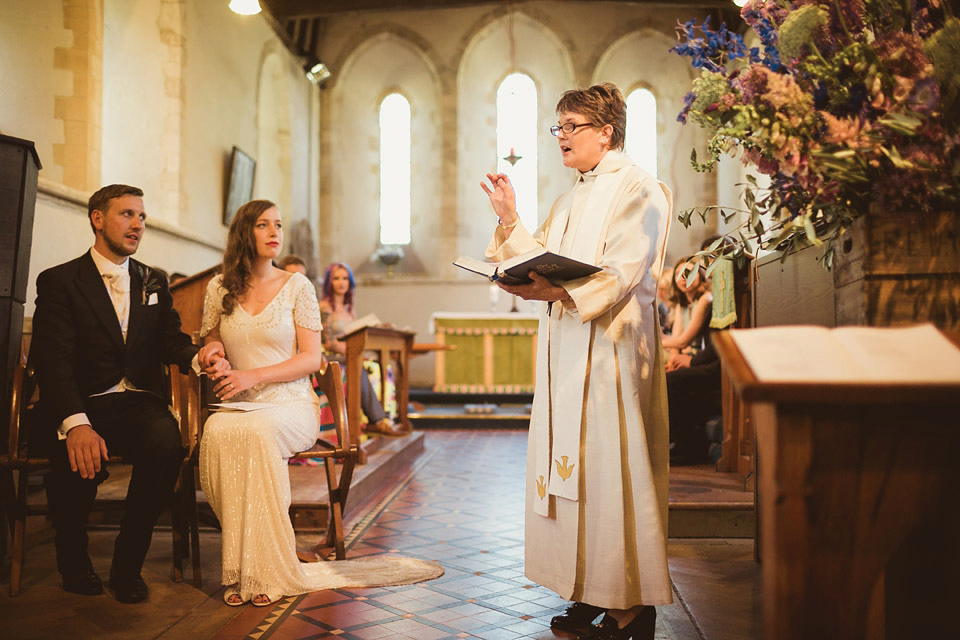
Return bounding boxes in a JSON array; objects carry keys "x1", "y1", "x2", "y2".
[
  {"x1": 536, "y1": 475, "x2": 546, "y2": 499},
  {"x1": 555, "y1": 455, "x2": 574, "y2": 480}
]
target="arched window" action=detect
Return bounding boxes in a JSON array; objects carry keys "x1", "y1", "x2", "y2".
[
  {"x1": 496, "y1": 73, "x2": 538, "y2": 230},
  {"x1": 625, "y1": 87, "x2": 657, "y2": 178},
  {"x1": 379, "y1": 92, "x2": 411, "y2": 245}
]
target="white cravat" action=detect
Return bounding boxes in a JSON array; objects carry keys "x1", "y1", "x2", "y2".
[{"x1": 101, "y1": 266, "x2": 131, "y2": 339}]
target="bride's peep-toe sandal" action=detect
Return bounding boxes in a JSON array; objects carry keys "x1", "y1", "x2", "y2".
[
  {"x1": 251, "y1": 592, "x2": 283, "y2": 607},
  {"x1": 223, "y1": 586, "x2": 246, "y2": 607}
]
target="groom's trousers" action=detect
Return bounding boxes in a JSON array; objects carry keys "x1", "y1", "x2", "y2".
[{"x1": 43, "y1": 390, "x2": 185, "y2": 579}]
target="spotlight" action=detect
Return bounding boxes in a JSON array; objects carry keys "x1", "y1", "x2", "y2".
[
  {"x1": 305, "y1": 61, "x2": 332, "y2": 86},
  {"x1": 229, "y1": 0, "x2": 261, "y2": 15}
]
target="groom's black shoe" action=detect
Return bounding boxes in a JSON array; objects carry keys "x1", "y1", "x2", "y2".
[
  {"x1": 62, "y1": 568, "x2": 104, "y2": 595},
  {"x1": 109, "y1": 572, "x2": 148, "y2": 604}
]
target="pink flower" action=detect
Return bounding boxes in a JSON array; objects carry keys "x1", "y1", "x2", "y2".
[{"x1": 821, "y1": 113, "x2": 873, "y2": 149}]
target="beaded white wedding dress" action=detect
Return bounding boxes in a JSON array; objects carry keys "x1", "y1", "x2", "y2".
[{"x1": 199, "y1": 273, "x2": 442, "y2": 602}]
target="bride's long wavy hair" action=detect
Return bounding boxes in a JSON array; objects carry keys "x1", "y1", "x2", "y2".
[{"x1": 221, "y1": 199, "x2": 277, "y2": 315}]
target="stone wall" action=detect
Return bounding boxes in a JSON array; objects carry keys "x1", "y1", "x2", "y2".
[
  {"x1": 2, "y1": 0, "x2": 317, "y2": 320},
  {"x1": 1, "y1": 0, "x2": 730, "y2": 387},
  {"x1": 313, "y1": 1, "x2": 722, "y2": 385}
]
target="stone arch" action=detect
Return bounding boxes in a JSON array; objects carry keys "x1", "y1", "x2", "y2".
[
  {"x1": 329, "y1": 23, "x2": 444, "y2": 92},
  {"x1": 456, "y1": 10, "x2": 575, "y2": 258},
  {"x1": 256, "y1": 48, "x2": 294, "y2": 221},
  {"x1": 323, "y1": 30, "x2": 441, "y2": 272},
  {"x1": 451, "y1": 5, "x2": 579, "y2": 86}
]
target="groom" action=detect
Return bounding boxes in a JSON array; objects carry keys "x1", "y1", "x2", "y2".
[{"x1": 31, "y1": 184, "x2": 199, "y2": 603}]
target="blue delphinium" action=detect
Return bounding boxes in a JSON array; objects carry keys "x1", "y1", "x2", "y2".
[
  {"x1": 670, "y1": 17, "x2": 751, "y2": 75},
  {"x1": 741, "y1": 5, "x2": 786, "y2": 72}
]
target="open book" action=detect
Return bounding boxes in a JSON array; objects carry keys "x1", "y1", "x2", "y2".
[
  {"x1": 728, "y1": 324, "x2": 960, "y2": 384},
  {"x1": 454, "y1": 247, "x2": 601, "y2": 285},
  {"x1": 335, "y1": 313, "x2": 382, "y2": 338}
]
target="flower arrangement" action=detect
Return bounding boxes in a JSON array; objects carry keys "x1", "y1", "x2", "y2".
[{"x1": 671, "y1": 0, "x2": 960, "y2": 268}]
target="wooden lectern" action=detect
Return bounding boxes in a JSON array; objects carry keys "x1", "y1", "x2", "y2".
[
  {"x1": 342, "y1": 325, "x2": 414, "y2": 463},
  {"x1": 713, "y1": 327, "x2": 960, "y2": 640}
]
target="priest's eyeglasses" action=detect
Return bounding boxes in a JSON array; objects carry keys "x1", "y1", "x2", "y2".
[{"x1": 549, "y1": 122, "x2": 597, "y2": 136}]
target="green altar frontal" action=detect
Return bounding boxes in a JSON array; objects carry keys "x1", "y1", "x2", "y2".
[{"x1": 432, "y1": 312, "x2": 539, "y2": 393}]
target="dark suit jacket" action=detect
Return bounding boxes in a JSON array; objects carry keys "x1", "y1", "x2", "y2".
[{"x1": 31, "y1": 251, "x2": 197, "y2": 438}]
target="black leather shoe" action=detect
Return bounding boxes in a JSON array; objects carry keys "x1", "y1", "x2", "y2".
[
  {"x1": 62, "y1": 568, "x2": 104, "y2": 595},
  {"x1": 578, "y1": 608, "x2": 656, "y2": 640},
  {"x1": 550, "y1": 602, "x2": 605, "y2": 632},
  {"x1": 108, "y1": 573, "x2": 148, "y2": 604}
]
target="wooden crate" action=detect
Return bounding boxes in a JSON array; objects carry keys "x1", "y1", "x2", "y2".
[{"x1": 832, "y1": 212, "x2": 960, "y2": 330}]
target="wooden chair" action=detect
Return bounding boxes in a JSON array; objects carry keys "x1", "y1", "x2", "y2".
[
  {"x1": 1, "y1": 363, "x2": 190, "y2": 596},
  {"x1": 173, "y1": 360, "x2": 358, "y2": 585}
]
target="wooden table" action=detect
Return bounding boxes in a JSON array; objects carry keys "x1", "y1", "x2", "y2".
[
  {"x1": 342, "y1": 325, "x2": 414, "y2": 463},
  {"x1": 713, "y1": 329, "x2": 960, "y2": 640}
]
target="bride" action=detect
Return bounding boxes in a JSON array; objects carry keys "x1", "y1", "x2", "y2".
[{"x1": 197, "y1": 199, "x2": 441, "y2": 607}]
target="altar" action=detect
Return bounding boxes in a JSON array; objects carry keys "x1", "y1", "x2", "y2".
[{"x1": 431, "y1": 312, "x2": 538, "y2": 393}]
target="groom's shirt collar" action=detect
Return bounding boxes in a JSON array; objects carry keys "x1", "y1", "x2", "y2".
[{"x1": 90, "y1": 246, "x2": 130, "y2": 276}]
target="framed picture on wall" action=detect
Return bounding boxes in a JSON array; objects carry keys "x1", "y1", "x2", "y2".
[{"x1": 224, "y1": 146, "x2": 256, "y2": 226}]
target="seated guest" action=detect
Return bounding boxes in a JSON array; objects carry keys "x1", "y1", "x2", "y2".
[
  {"x1": 318, "y1": 262, "x2": 406, "y2": 437},
  {"x1": 278, "y1": 254, "x2": 323, "y2": 303},
  {"x1": 665, "y1": 301, "x2": 720, "y2": 465},
  {"x1": 31, "y1": 184, "x2": 204, "y2": 603},
  {"x1": 198, "y1": 200, "x2": 440, "y2": 606},
  {"x1": 662, "y1": 256, "x2": 712, "y2": 356},
  {"x1": 277, "y1": 254, "x2": 307, "y2": 274}
]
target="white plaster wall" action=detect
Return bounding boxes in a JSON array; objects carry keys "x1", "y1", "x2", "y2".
[
  {"x1": 330, "y1": 34, "x2": 441, "y2": 271},
  {"x1": 7, "y1": 1, "x2": 317, "y2": 316},
  {"x1": 179, "y1": 1, "x2": 314, "y2": 254},
  {"x1": 0, "y1": 0, "x2": 71, "y2": 184},
  {"x1": 102, "y1": 0, "x2": 170, "y2": 221},
  {"x1": 256, "y1": 50, "x2": 293, "y2": 217}
]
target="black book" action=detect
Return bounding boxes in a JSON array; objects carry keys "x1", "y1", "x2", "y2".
[{"x1": 453, "y1": 247, "x2": 600, "y2": 285}]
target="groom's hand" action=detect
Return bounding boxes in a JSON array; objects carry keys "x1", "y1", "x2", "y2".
[
  {"x1": 65, "y1": 424, "x2": 108, "y2": 479},
  {"x1": 199, "y1": 341, "x2": 227, "y2": 368},
  {"x1": 204, "y1": 353, "x2": 231, "y2": 377}
]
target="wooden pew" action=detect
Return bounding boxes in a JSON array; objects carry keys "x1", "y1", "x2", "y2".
[
  {"x1": 170, "y1": 265, "x2": 220, "y2": 340},
  {"x1": 715, "y1": 258, "x2": 756, "y2": 486}
]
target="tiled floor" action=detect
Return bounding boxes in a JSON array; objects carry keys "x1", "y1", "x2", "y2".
[
  {"x1": 0, "y1": 429, "x2": 760, "y2": 639},
  {"x1": 213, "y1": 430, "x2": 758, "y2": 639}
]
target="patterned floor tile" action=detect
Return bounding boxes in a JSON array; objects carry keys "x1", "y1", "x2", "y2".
[{"x1": 199, "y1": 429, "x2": 757, "y2": 640}]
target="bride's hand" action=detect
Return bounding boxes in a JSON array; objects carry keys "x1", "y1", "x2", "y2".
[{"x1": 213, "y1": 369, "x2": 261, "y2": 400}]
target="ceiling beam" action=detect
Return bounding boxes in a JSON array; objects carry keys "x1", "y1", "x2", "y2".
[{"x1": 262, "y1": 0, "x2": 738, "y2": 20}]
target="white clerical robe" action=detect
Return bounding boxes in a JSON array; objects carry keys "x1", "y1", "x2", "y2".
[{"x1": 486, "y1": 151, "x2": 673, "y2": 609}]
